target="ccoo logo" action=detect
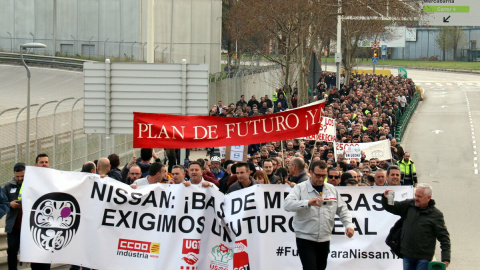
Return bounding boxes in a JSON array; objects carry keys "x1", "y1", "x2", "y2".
[{"x1": 30, "y1": 192, "x2": 81, "y2": 252}]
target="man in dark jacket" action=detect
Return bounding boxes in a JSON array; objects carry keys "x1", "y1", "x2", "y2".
[
  {"x1": 218, "y1": 163, "x2": 233, "y2": 194},
  {"x1": 107, "y1": 153, "x2": 123, "y2": 182},
  {"x1": 227, "y1": 162, "x2": 258, "y2": 193},
  {"x1": 4, "y1": 163, "x2": 25, "y2": 270},
  {"x1": 274, "y1": 93, "x2": 288, "y2": 110},
  {"x1": 262, "y1": 159, "x2": 279, "y2": 184},
  {"x1": 288, "y1": 157, "x2": 309, "y2": 184},
  {"x1": 382, "y1": 184, "x2": 450, "y2": 269}
]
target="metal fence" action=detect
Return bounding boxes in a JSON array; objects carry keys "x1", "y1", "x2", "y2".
[
  {"x1": 209, "y1": 65, "x2": 295, "y2": 109},
  {"x1": 0, "y1": 98, "x2": 133, "y2": 186},
  {"x1": 395, "y1": 92, "x2": 420, "y2": 143},
  {"x1": 0, "y1": 36, "x2": 211, "y2": 64}
]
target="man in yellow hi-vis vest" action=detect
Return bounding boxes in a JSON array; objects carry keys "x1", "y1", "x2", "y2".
[
  {"x1": 272, "y1": 88, "x2": 279, "y2": 103},
  {"x1": 397, "y1": 152, "x2": 417, "y2": 186}
]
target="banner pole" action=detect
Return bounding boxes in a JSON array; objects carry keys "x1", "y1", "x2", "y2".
[
  {"x1": 281, "y1": 141, "x2": 285, "y2": 168},
  {"x1": 309, "y1": 139, "x2": 318, "y2": 166}
]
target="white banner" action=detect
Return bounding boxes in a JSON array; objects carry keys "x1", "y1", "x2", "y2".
[
  {"x1": 334, "y1": 140, "x2": 392, "y2": 161},
  {"x1": 223, "y1": 185, "x2": 413, "y2": 270},
  {"x1": 21, "y1": 166, "x2": 227, "y2": 270},
  {"x1": 21, "y1": 167, "x2": 411, "y2": 270},
  {"x1": 300, "y1": 117, "x2": 336, "y2": 142}
]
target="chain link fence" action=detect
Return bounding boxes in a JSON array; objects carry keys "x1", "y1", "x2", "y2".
[
  {"x1": 0, "y1": 98, "x2": 133, "y2": 186},
  {"x1": 0, "y1": 36, "x2": 212, "y2": 64}
]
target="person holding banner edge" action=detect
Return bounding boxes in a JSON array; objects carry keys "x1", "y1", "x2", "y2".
[{"x1": 284, "y1": 160, "x2": 354, "y2": 270}]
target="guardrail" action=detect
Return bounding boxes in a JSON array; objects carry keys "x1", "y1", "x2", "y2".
[
  {"x1": 0, "y1": 52, "x2": 89, "y2": 70},
  {"x1": 395, "y1": 92, "x2": 420, "y2": 143}
]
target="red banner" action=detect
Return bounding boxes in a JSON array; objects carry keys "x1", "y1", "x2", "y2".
[{"x1": 133, "y1": 101, "x2": 325, "y2": 148}]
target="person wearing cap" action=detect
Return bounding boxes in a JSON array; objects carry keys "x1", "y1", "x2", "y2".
[
  {"x1": 4, "y1": 163, "x2": 26, "y2": 270},
  {"x1": 227, "y1": 162, "x2": 258, "y2": 194},
  {"x1": 210, "y1": 156, "x2": 225, "y2": 180}
]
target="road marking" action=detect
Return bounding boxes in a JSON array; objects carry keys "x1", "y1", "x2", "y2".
[
  {"x1": 464, "y1": 90, "x2": 478, "y2": 175},
  {"x1": 432, "y1": 130, "x2": 444, "y2": 134}
]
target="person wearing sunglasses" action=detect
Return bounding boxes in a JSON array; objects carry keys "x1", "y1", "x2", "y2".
[
  {"x1": 326, "y1": 168, "x2": 341, "y2": 186},
  {"x1": 284, "y1": 161, "x2": 354, "y2": 270}
]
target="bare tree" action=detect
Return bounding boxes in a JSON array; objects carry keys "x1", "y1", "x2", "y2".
[
  {"x1": 229, "y1": 0, "x2": 422, "y2": 99},
  {"x1": 330, "y1": 0, "x2": 422, "y2": 85},
  {"x1": 229, "y1": 0, "x2": 335, "y2": 107}
]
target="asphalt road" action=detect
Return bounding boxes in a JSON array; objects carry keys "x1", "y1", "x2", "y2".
[
  {"x1": 400, "y1": 69, "x2": 480, "y2": 269},
  {"x1": 0, "y1": 64, "x2": 83, "y2": 123}
]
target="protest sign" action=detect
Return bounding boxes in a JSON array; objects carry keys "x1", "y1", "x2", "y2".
[
  {"x1": 21, "y1": 167, "x2": 410, "y2": 270},
  {"x1": 334, "y1": 140, "x2": 392, "y2": 161},
  {"x1": 133, "y1": 101, "x2": 325, "y2": 148}
]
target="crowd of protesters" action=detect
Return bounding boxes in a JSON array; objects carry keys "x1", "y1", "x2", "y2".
[
  {"x1": 52, "y1": 71, "x2": 417, "y2": 194},
  {"x1": 202, "y1": 71, "x2": 419, "y2": 192},
  {"x1": 1, "y1": 71, "x2": 420, "y2": 270}
]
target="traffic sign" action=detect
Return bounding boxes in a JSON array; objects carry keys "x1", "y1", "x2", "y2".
[
  {"x1": 421, "y1": 0, "x2": 480, "y2": 26},
  {"x1": 335, "y1": 53, "x2": 342, "y2": 63},
  {"x1": 372, "y1": 57, "x2": 379, "y2": 64},
  {"x1": 381, "y1": 45, "x2": 387, "y2": 59},
  {"x1": 398, "y1": 67, "x2": 407, "y2": 78}
]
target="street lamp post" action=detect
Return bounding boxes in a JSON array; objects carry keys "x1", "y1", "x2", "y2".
[{"x1": 20, "y1": 42, "x2": 47, "y2": 165}]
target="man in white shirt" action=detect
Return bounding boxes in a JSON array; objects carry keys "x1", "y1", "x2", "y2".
[
  {"x1": 170, "y1": 165, "x2": 191, "y2": 187},
  {"x1": 131, "y1": 163, "x2": 167, "y2": 188},
  {"x1": 188, "y1": 161, "x2": 218, "y2": 190}
]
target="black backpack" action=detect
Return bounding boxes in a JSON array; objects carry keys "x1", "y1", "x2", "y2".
[
  {"x1": 385, "y1": 207, "x2": 409, "y2": 258},
  {"x1": 385, "y1": 217, "x2": 403, "y2": 258}
]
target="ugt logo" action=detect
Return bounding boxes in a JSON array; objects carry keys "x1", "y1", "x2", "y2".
[
  {"x1": 234, "y1": 240, "x2": 250, "y2": 270},
  {"x1": 30, "y1": 193, "x2": 81, "y2": 252},
  {"x1": 181, "y1": 239, "x2": 200, "y2": 269}
]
